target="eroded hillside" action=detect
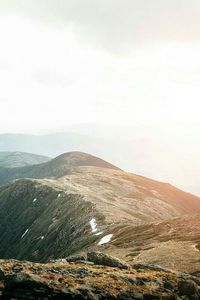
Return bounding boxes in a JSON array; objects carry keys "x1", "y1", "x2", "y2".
[{"x1": 0, "y1": 152, "x2": 200, "y2": 277}]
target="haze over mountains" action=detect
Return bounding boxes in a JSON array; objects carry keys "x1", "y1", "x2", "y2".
[
  {"x1": 0, "y1": 152, "x2": 50, "y2": 168},
  {"x1": 0, "y1": 150, "x2": 200, "y2": 276},
  {"x1": 1, "y1": 0, "x2": 200, "y2": 297},
  {"x1": 0, "y1": 132, "x2": 114, "y2": 160},
  {"x1": 1, "y1": 130, "x2": 200, "y2": 197}
]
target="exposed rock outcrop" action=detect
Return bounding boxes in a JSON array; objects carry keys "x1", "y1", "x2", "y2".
[
  {"x1": 1, "y1": 258, "x2": 200, "y2": 299},
  {"x1": 87, "y1": 252, "x2": 130, "y2": 269}
]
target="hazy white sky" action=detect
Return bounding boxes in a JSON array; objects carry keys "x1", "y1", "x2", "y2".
[
  {"x1": 1, "y1": 1, "x2": 200, "y2": 194},
  {"x1": 0, "y1": 0, "x2": 200, "y2": 132}
]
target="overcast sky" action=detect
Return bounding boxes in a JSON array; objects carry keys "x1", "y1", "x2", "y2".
[
  {"x1": 1, "y1": 1, "x2": 200, "y2": 194},
  {"x1": 0, "y1": 0, "x2": 200, "y2": 132}
]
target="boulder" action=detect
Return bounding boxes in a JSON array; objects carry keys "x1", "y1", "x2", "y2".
[
  {"x1": 132, "y1": 263, "x2": 180, "y2": 274},
  {"x1": 178, "y1": 279, "x2": 200, "y2": 297},
  {"x1": 0, "y1": 268, "x2": 5, "y2": 280},
  {"x1": 4, "y1": 272, "x2": 50, "y2": 298},
  {"x1": 66, "y1": 255, "x2": 87, "y2": 263},
  {"x1": 87, "y1": 252, "x2": 130, "y2": 269}
]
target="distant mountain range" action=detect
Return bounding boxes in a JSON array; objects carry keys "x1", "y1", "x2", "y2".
[
  {"x1": 0, "y1": 132, "x2": 109, "y2": 158},
  {"x1": 1, "y1": 132, "x2": 200, "y2": 196},
  {"x1": 0, "y1": 151, "x2": 50, "y2": 168},
  {"x1": 0, "y1": 150, "x2": 200, "y2": 275}
]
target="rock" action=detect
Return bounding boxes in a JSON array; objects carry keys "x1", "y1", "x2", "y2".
[
  {"x1": 76, "y1": 260, "x2": 94, "y2": 265},
  {"x1": 66, "y1": 255, "x2": 94, "y2": 266},
  {"x1": 143, "y1": 294, "x2": 160, "y2": 300},
  {"x1": 12, "y1": 264, "x2": 24, "y2": 272},
  {"x1": 161, "y1": 296, "x2": 178, "y2": 300},
  {"x1": 190, "y1": 271, "x2": 200, "y2": 278},
  {"x1": 49, "y1": 268, "x2": 60, "y2": 273},
  {"x1": 0, "y1": 268, "x2": 5, "y2": 280},
  {"x1": 1, "y1": 258, "x2": 200, "y2": 299},
  {"x1": 178, "y1": 279, "x2": 200, "y2": 297},
  {"x1": 163, "y1": 279, "x2": 176, "y2": 290},
  {"x1": 132, "y1": 263, "x2": 180, "y2": 275},
  {"x1": 118, "y1": 275, "x2": 138, "y2": 284},
  {"x1": 66, "y1": 255, "x2": 87, "y2": 262},
  {"x1": 117, "y1": 291, "x2": 144, "y2": 299},
  {"x1": 4, "y1": 272, "x2": 50, "y2": 298},
  {"x1": 4, "y1": 272, "x2": 85, "y2": 299},
  {"x1": 87, "y1": 252, "x2": 130, "y2": 269},
  {"x1": 64, "y1": 267, "x2": 91, "y2": 278}
]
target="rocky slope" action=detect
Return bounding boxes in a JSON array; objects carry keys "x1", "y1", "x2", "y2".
[
  {"x1": 51, "y1": 166, "x2": 200, "y2": 224},
  {"x1": 0, "y1": 151, "x2": 120, "y2": 186},
  {"x1": 0, "y1": 151, "x2": 50, "y2": 168},
  {"x1": 0, "y1": 150, "x2": 200, "y2": 287},
  {"x1": 1, "y1": 252, "x2": 200, "y2": 299},
  {"x1": 99, "y1": 216, "x2": 200, "y2": 274},
  {"x1": 1, "y1": 159, "x2": 200, "y2": 272}
]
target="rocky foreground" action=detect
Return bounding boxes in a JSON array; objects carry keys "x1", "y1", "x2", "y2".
[{"x1": 0, "y1": 252, "x2": 200, "y2": 299}]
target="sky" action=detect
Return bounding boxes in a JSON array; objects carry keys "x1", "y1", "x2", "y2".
[
  {"x1": 0, "y1": 0, "x2": 200, "y2": 131},
  {"x1": 1, "y1": 0, "x2": 200, "y2": 194}
]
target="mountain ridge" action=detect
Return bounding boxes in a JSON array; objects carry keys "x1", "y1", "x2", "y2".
[
  {"x1": 0, "y1": 150, "x2": 200, "y2": 275},
  {"x1": 0, "y1": 161, "x2": 200, "y2": 271},
  {"x1": 0, "y1": 151, "x2": 120, "y2": 186},
  {"x1": 0, "y1": 151, "x2": 50, "y2": 168}
]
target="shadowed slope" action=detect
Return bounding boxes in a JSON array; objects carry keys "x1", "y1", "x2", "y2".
[{"x1": 0, "y1": 164, "x2": 200, "y2": 265}]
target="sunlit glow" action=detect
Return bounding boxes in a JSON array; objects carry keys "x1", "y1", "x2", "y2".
[
  {"x1": 0, "y1": 5, "x2": 200, "y2": 196},
  {"x1": 0, "y1": 16, "x2": 200, "y2": 132}
]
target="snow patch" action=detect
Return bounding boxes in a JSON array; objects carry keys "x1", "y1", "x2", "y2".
[
  {"x1": 41, "y1": 236, "x2": 44, "y2": 240},
  {"x1": 89, "y1": 218, "x2": 97, "y2": 233},
  {"x1": 21, "y1": 229, "x2": 29, "y2": 239},
  {"x1": 33, "y1": 198, "x2": 37, "y2": 203},
  {"x1": 58, "y1": 194, "x2": 61, "y2": 198},
  {"x1": 98, "y1": 234, "x2": 113, "y2": 245},
  {"x1": 95, "y1": 232, "x2": 103, "y2": 236}
]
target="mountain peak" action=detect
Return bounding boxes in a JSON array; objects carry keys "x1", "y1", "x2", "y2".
[
  {"x1": 52, "y1": 151, "x2": 120, "y2": 170},
  {"x1": 0, "y1": 151, "x2": 120, "y2": 186}
]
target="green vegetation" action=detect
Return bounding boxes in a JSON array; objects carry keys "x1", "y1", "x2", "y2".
[{"x1": 0, "y1": 179, "x2": 100, "y2": 262}]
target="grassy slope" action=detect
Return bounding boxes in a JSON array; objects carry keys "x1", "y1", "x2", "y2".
[
  {"x1": 1, "y1": 160, "x2": 200, "y2": 273},
  {"x1": 0, "y1": 179, "x2": 103, "y2": 262}
]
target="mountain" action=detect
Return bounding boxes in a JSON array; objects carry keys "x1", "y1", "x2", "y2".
[
  {"x1": 0, "y1": 151, "x2": 120, "y2": 186},
  {"x1": 0, "y1": 132, "x2": 113, "y2": 158},
  {"x1": 117, "y1": 216, "x2": 200, "y2": 274},
  {"x1": 0, "y1": 151, "x2": 50, "y2": 168},
  {"x1": 0, "y1": 155, "x2": 200, "y2": 274},
  {"x1": 1, "y1": 132, "x2": 200, "y2": 197},
  {"x1": 0, "y1": 178, "x2": 98, "y2": 261}
]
